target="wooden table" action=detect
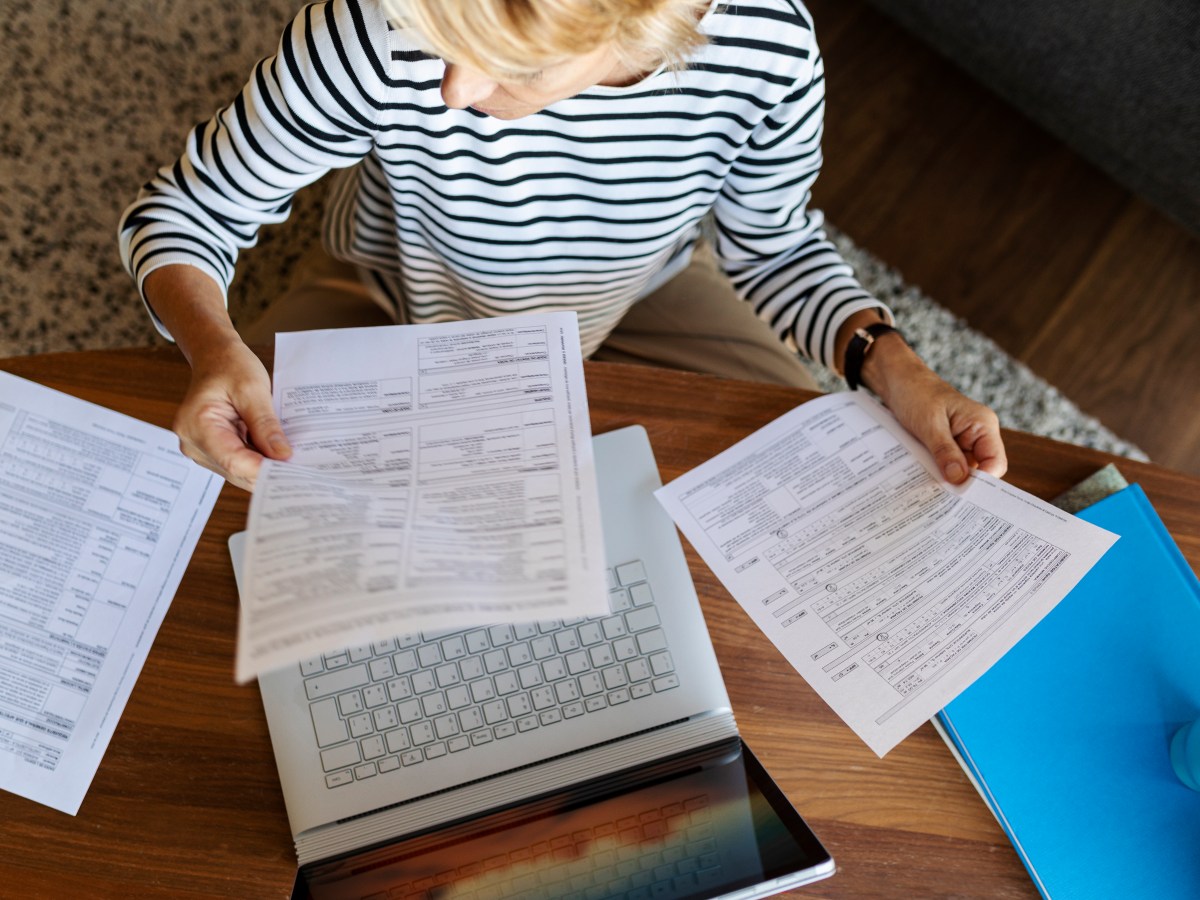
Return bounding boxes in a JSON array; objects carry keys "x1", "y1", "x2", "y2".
[{"x1": 2, "y1": 347, "x2": 1198, "y2": 899}]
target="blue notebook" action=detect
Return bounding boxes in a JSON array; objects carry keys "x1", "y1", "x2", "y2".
[{"x1": 937, "y1": 483, "x2": 1200, "y2": 899}]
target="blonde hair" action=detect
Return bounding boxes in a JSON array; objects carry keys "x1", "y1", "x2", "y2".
[{"x1": 384, "y1": 0, "x2": 710, "y2": 79}]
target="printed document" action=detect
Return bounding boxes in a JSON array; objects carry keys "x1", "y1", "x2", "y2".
[
  {"x1": 0, "y1": 372, "x2": 222, "y2": 813},
  {"x1": 655, "y1": 392, "x2": 1117, "y2": 756},
  {"x1": 237, "y1": 313, "x2": 607, "y2": 682}
]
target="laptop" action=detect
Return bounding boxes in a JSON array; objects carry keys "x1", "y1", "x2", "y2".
[{"x1": 230, "y1": 425, "x2": 834, "y2": 898}]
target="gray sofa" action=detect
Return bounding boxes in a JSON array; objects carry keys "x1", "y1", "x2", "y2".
[{"x1": 863, "y1": 0, "x2": 1200, "y2": 235}]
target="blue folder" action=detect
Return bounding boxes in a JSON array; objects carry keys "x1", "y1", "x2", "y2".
[{"x1": 937, "y1": 483, "x2": 1200, "y2": 899}]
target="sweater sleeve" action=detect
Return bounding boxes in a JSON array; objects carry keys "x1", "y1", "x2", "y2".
[
  {"x1": 711, "y1": 11, "x2": 892, "y2": 370},
  {"x1": 117, "y1": 0, "x2": 392, "y2": 338}
]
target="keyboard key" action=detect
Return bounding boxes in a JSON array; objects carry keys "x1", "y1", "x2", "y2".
[
  {"x1": 378, "y1": 755, "x2": 401, "y2": 773},
  {"x1": 483, "y1": 650, "x2": 509, "y2": 674},
  {"x1": 470, "y1": 679, "x2": 496, "y2": 703},
  {"x1": 325, "y1": 771, "x2": 353, "y2": 788},
  {"x1": 401, "y1": 750, "x2": 423, "y2": 766},
  {"x1": 626, "y1": 659, "x2": 651, "y2": 682},
  {"x1": 305, "y1": 665, "x2": 369, "y2": 701},
  {"x1": 579, "y1": 673, "x2": 604, "y2": 696},
  {"x1": 531, "y1": 636, "x2": 556, "y2": 660},
  {"x1": 446, "y1": 685, "x2": 471, "y2": 709},
  {"x1": 410, "y1": 722, "x2": 435, "y2": 745},
  {"x1": 542, "y1": 657, "x2": 567, "y2": 681},
  {"x1": 539, "y1": 709, "x2": 563, "y2": 726},
  {"x1": 610, "y1": 590, "x2": 633, "y2": 612},
  {"x1": 488, "y1": 625, "x2": 514, "y2": 646},
  {"x1": 606, "y1": 568, "x2": 618, "y2": 590},
  {"x1": 603, "y1": 666, "x2": 629, "y2": 689},
  {"x1": 361, "y1": 735, "x2": 386, "y2": 760},
  {"x1": 630, "y1": 583, "x2": 654, "y2": 606},
  {"x1": 320, "y1": 742, "x2": 361, "y2": 772},
  {"x1": 613, "y1": 637, "x2": 638, "y2": 661},
  {"x1": 625, "y1": 607, "x2": 660, "y2": 632},
  {"x1": 513, "y1": 623, "x2": 538, "y2": 640},
  {"x1": 397, "y1": 699, "x2": 422, "y2": 723},
  {"x1": 385, "y1": 728, "x2": 410, "y2": 753},
  {"x1": 538, "y1": 620, "x2": 561, "y2": 633},
  {"x1": 653, "y1": 674, "x2": 680, "y2": 692},
  {"x1": 650, "y1": 652, "x2": 674, "y2": 676},
  {"x1": 348, "y1": 644, "x2": 372, "y2": 663},
  {"x1": 465, "y1": 630, "x2": 490, "y2": 653},
  {"x1": 518, "y1": 665, "x2": 543, "y2": 689},
  {"x1": 396, "y1": 634, "x2": 420, "y2": 649},
  {"x1": 309, "y1": 698, "x2": 348, "y2": 748},
  {"x1": 417, "y1": 644, "x2": 442, "y2": 668},
  {"x1": 448, "y1": 736, "x2": 470, "y2": 753},
  {"x1": 372, "y1": 638, "x2": 397, "y2": 655},
  {"x1": 471, "y1": 730, "x2": 493, "y2": 746},
  {"x1": 348, "y1": 713, "x2": 373, "y2": 738},
  {"x1": 386, "y1": 676, "x2": 413, "y2": 701},
  {"x1": 411, "y1": 671, "x2": 436, "y2": 694},
  {"x1": 566, "y1": 651, "x2": 590, "y2": 675},
  {"x1": 363, "y1": 684, "x2": 388, "y2": 708},
  {"x1": 393, "y1": 650, "x2": 418, "y2": 674},
  {"x1": 616, "y1": 561, "x2": 647, "y2": 585},
  {"x1": 435, "y1": 663, "x2": 461, "y2": 687},
  {"x1": 441, "y1": 635, "x2": 468, "y2": 660},
  {"x1": 495, "y1": 672, "x2": 519, "y2": 695},
  {"x1": 324, "y1": 651, "x2": 350, "y2": 669},
  {"x1": 494, "y1": 723, "x2": 517, "y2": 739},
  {"x1": 602, "y1": 616, "x2": 628, "y2": 639},
  {"x1": 609, "y1": 688, "x2": 631, "y2": 705},
  {"x1": 459, "y1": 656, "x2": 484, "y2": 680},
  {"x1": 300, "y1": 657, "x2": 323, "y2": 677},
  {"x1": 374, "y1": 706, "x2": 398, "y2": 731},
  {"x1": 421, "y1": 692, "x2": 448, "y2": 717},
  {"x1": 631, "y1": 683, "x2": 653, "y2": 699},
  {"x1": 531, "y1": 686, "x2": 556, "y2": 711},
  {"x1": 563, "y1": 702, "x2": 585, "y2": 718},
  {"x1": 589, "y1": 645, "x2": 615, "y2": 668},
  {"x1": 338, "y1": 691, "x2": 364, "y2": 716},
  {"x1": 585, "y1": 696, "x2": 607, "y2": 713},
  {"x1": 507, "y1": 694, "x2": 532, "y2": 718},
  {"x1": 507, "y1": 642, "x2": 533, "y2": 666},
  {"x1": 516, "y1": 715, "x2": 539, "y2": 733},
  {"x1": 459, "y1": 708, "x2": 484, "y2": 731},
  {"x1": 482, "y1": 700, "x2": 508, "y2": 725},
  {"x1": 368, "y1": 657, "x2": 394, "y2": 682},
  {"x1": 555, "y1": 680, "x2": 581, "y2": 704},
  {"x1": 578, "y1": 623, "x2": 604, "y2": 646},
  {"x1": 434, "y1": 714, "x2": 459, "y2": 739},
  {"x1": 638, "y1": 629, "x2": 668, "y2": 655},
  {"x1": 555, "y1": 630, "x2": 580, "y2": 653}
]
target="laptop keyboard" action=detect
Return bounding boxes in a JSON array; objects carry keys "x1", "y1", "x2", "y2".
[{"x1": 301, "y1": 560, "x2": 680, "y2": 789}]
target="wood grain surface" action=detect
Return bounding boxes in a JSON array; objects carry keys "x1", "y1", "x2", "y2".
[{"x1": 2, "y1": 348, "x2": 1197, "y2": 899}]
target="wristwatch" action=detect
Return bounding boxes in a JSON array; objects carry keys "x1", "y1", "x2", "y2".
[{"x1": 843, "y1": 322, "x2": 904, "y2": 391}]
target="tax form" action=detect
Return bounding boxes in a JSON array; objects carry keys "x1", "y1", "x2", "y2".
[
  {"x1": 237, "y1": 313, "x2": 607, "y2": 683},
  {"x1": 655, "y1": 391, "x2": 1117, "y2": 756},
  {"x1": 0, "y1": 372, "x2": 221, "y2": 813}
]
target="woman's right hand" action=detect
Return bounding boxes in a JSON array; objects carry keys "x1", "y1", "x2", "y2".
[
  {"x1": 143, "y1": 265, "x2": 292, "y2": 492},
  {"x1": 175, "y1": 337, "x2": 292, "y2": 491}
]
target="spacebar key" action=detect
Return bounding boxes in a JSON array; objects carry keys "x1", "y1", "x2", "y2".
[{"x1": 305, "y1": 665, "x2": 369, "y2": 701}]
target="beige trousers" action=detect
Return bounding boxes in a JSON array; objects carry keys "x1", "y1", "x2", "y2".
[{"x1": 241, "y1": 242, "x2": 818, "y2": 391}]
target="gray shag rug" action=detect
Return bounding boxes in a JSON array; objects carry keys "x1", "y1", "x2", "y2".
[{"x1": 0, "y1": 0, "x2": 1146, "y2": 462}]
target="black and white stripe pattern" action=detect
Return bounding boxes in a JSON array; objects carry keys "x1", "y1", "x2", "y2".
[{"x1": 119, "y1": 0, "x2": 888, "y2": 366}]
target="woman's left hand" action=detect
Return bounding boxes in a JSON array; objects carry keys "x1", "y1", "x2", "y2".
[{"x1": 859, "y1": 332, "x2": 1008, "y2": 484}]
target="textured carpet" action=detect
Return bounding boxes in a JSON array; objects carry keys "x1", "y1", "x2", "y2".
[{"x1": 0, "y1": 0, "x2": 1147, "y2": 461}]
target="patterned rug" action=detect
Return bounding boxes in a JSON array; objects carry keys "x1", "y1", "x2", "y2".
[{"x1": 0, "y1": 0, "x2": 1146, "y2": 461}]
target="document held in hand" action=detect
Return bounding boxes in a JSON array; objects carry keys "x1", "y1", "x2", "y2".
[
  {"x1": 655, "y1": 392, "x2": 1118, "y2": 756},
  {"x1": 236, "y1": 313, "x2": 608, "y2": 683}
]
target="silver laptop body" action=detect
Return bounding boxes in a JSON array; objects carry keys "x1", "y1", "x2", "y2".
[{"x1": 232, "y1": 426, "x2": 834, "y2": 896}]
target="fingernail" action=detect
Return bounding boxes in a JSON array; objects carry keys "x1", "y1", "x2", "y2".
[
  {"x1": 945, "y1": 462, "x2": 964, "y2": 482},
  {"x1": 270, "y1": 435, "x2": 291, "y2": 454}
]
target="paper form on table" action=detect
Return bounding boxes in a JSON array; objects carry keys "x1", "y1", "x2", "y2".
[
  {"x1": 654, "y1": 391, "x2": 1117, "y2": 756},
  {"x1": 0, "y1": 371, "x2": 222, "y2": 813}
]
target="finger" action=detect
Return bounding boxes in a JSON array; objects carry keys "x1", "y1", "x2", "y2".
[
  {"x1": 965, "y1": 428, "x2": 1008, "y2": 479},
  {"x1": 243, "y1": 406, "x2": 292, "y2": 462},
  {"x1": 179, "y1": 415, "x2": 265, "y2": 492}
]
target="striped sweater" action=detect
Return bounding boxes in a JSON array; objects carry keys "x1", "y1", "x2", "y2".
[{"x1": 118, "y1": 0, "x2": 889, "y2": 367}]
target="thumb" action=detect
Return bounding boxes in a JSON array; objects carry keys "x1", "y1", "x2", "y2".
[
  {"x1": 241, "y1": 397, "x2": 291, "y2": 461},
  {"x1": 923, "y1": 430, "x2": 970, "y2": 484}
]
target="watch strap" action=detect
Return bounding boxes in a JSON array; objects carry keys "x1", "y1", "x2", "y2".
[{"x1": 844, "y1": 322, "x2": 903, "y2": 391}]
